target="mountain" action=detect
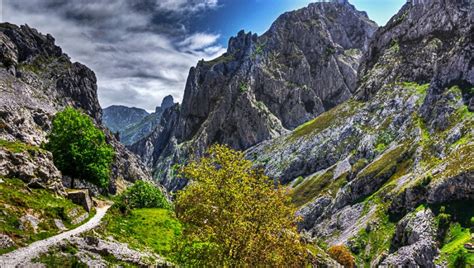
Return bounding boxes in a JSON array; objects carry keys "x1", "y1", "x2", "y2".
[
  {"x1": 0, "y1": 23, "x2": 152, "y2": 194},
  {"x1": 247, "y1": 0, "x2": 472, "y2": 266},
  {"x1": 103, "y1": 105, "x2": 149, "y2": 134},
  {"x1": 129, "y1": 1, "x2": 378, "y2": 190},
  {"x1": 120, "y1": 95, "x2": 176, "y2": 146}
]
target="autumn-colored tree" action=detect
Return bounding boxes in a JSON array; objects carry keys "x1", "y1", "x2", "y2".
[
  {"x1": 174, "y1": 144, "x2": 306, "y2": 266},
  {"x1": 328, "y1": 245, "x2": 355, "y2": 268}
]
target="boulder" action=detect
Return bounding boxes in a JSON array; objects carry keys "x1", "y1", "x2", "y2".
[{"x1": 67, "y1": 189, "x2": 93, "y2": 212}]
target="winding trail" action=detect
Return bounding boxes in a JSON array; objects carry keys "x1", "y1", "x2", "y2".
[{"x1": 0, "y1": 205, "x2": 111, "y2": 267}]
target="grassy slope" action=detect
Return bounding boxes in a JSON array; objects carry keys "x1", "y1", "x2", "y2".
[
  {"x1": 0, "y1": 178, "x2": 90, "y2": 254},
  {"x1": 96, "y1": 207, "x2": 182, "y2": 260}
]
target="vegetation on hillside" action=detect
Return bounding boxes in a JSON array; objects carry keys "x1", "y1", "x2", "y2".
[
  {"x1": 174, "y1": 144, "x2": 306, "y2": 266},
  {"x1": 46, "y1": 107, "x2": 114, "y2": 188},
  {"x1": 117, "y1": 180, "x2": 170, "y2": 213},
  {"x1": 0, "y1": 178, "x2": 90, "y2": 254}
]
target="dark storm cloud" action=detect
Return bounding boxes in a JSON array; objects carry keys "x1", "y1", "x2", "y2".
[{"x1": 2, "y1": 0, "x2": 226, "y2": 111}]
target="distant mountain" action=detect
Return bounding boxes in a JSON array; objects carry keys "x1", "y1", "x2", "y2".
[
  {"x1": 121, "y1": 95, "x2": 176, "y2": 145},
  {"x1": 103, "y1": 105, "x2": 149, "y2": 133},
  {"x1": 103, "y1": 95, "x2": 176, "y2": 145}
]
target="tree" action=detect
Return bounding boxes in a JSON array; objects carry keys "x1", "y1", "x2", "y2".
[
  {"x1": 328, "y1": 245, "x2": 355, "y2": 268},
  {"x1": 47, "y1": 107, "x2": 114, "y2": 188},
  {"x1": 118, "y1": 180, "x2": 170, "y2": 212},
  {"x1": 174, "y1": 144, "x2": 306, "y2": 266}
]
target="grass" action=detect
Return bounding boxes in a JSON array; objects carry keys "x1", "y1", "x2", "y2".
[
  {"x1": 0, "y1": 139, "x2": 44, "y2": 153},
  {"x1": 428, "y1": 201, "x2": 474, "y2": 267},
  {"x1": 438, "y1": 223, "x2": 473, "y2": 267},
  {"x1": 98, "y1": 207, "x2": 182, "y2": 258},
  {"x1": 34, "y1": 251, "x2": 86, "y2": 267},
  {"x1": 291, "y1": 100, "x2": 360, "y2": 139},
  {"x1": 239, "y1": 82, "x2": 249, "y2": 93},
  {"x1": 357, "y1": 144, "x2": 409, "y2": 180},
  {"x1": 291, "y1": 168, "x2": 345, "y2": 207},
  {"x1": 436, "y1": 143, "x2": 473, "y2": 180},
  {"x1": 202, "y1": 53, "x2": 235, "y2": 66},
  {"x1": 0, "y1": 178, "x2": 88, "y2": 253},
  {"x1": 349, "y1": 200, "x2": 396, "y2": 265}
]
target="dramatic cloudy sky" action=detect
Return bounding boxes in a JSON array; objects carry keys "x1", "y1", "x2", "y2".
[{"x1": 1, "y1": 0, "x2": 404, "y2": 111}]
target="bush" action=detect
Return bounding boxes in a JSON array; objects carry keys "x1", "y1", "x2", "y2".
[
  {"x1": 47, "y1": 107, "x2": 114, "y2": 188},
  {"x1": 174, "y1": 144, "x2": 306, "y2": 266},
  {"x1": 328, "y1": 245, "x2": 355, "y2": 268},
  {"x1": 119, "y1": 181, "x2": 170, "y2": 211}
]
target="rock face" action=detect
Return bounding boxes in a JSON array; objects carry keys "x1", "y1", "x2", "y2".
[
  {"x1": 130, "y1": 1, "x2": 377, "y2": 190},
  {"x1": 0, "y1": 23, "x2": 152, "y2": 194},
  {"x1": 244, "y1": 0, "x2": 472, "y2": 266},
  {"x1": 380, "y1": 209, "x2": 438, "y2": 267},
  {"x1": 103, "y1": 105, "x2": 149, "y2": 133}
]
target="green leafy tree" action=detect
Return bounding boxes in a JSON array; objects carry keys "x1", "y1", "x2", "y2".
[
  {"x1": 47, "y1": 107, "x2": 114, "y2": 188},
  {"x1": 119, "y1": 180, "x2": 170, "y2": 212},
  {"x1": 174, "y1": 144, "x2": 306, "y2": 266}
]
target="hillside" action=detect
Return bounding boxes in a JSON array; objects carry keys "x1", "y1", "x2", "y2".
[{"x1": 247, "y1": 0, "x2": 473, "y2": 266}]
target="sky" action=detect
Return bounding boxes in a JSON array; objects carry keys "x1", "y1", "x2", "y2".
[{"x1": 1, "y1": 0, "x2": 405, "y2": 112}]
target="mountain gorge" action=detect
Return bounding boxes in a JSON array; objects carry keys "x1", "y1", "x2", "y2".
[{"x1": 0, "y1": 0, "x2": 473, "y2": 266}]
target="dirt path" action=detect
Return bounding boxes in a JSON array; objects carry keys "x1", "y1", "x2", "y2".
[{"x1": 0, "y1": 205, "x2": 111, "y2": 267}]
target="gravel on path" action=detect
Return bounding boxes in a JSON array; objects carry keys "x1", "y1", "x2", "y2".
[{"x1": 0, "y1": 205, "x2": 111, "y2": 267}]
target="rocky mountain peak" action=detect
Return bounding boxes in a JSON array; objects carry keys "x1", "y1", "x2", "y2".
[
  {"x1": 160, "y1": 95, "x2": 175, "y2": 111},
  {"x1": 0, "y1": 23, "x2": 62, "y2": 64},
  {"x1": 356, "y1": 0, "x2": 472, "y2": 101},
  {"x1": 129, "y1": 1, "x2": 378, "y2": 191}
]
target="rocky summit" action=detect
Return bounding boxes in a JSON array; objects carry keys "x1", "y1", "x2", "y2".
[{"x1": 129, "y1": 0, "x2": 378, "y2": 190}]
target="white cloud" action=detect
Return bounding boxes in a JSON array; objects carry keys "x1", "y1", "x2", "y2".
[
  {"x1": 1, "y1": 0, "x2": 226, "y2": 112},
  {"x1": 179, "y1": 33, "x2": 221, "y2": 50}
]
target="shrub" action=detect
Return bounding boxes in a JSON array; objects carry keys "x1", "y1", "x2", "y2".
[
  {"x1": 174, "y1": 144, "x2": 306, "y2": 266},
  {"x1": 119, "y1": 181, "x2": 170, "y2": 211},
  {"x1": 47, "y1": 107, "x2": 114, "y2": 188},
  {"x1": 328, "y1": 245, "x2": 355, "y2": 268}
]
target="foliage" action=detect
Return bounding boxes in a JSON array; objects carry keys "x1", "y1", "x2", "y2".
[
  {"x1": 375, "y1": 130, "x2": 395, "y2": 153},
  {"x1": 98, "y1": 207, "x2": 182, "y2": 257},
  {"x1": 46, "y1": 107, "x2": 115, "y2": 188},
  {"x1": 174, "y1": 144, "x2": 306, "y2": 266},
  {"x1": 33, "y1": 249, "x2": 86, "y2": 268},
  {"x1": 0, "y1": 178, "x2": 88, "y2": 253},
  {"x1": 239, "y1": 82, "x2": 249, "y2": 93},
  {"x1": 118, "y1": 181, "x2": 170, "y2": 211},
  {"x1": 327, "y1": 245, "x2": 355, "y2": 268},
  {"x1": 0, "y1": 139, "x2": 44, "y2": 153}
]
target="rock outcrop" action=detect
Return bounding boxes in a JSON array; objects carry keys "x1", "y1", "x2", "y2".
[
  {"x1": 130, "y1": 1, "x2": 377, "y2": 191},
  {"x1": 380, "y1": 209, "x2": 438, "y2": 267},
  {"x1": 0, "y1": 23, "x2": 152, "y2": 194}
]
